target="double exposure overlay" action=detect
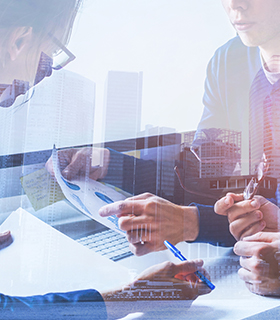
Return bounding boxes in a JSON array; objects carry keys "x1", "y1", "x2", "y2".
[{"x1": 0, "y1": 1, "x2": 280, "y2": 319}]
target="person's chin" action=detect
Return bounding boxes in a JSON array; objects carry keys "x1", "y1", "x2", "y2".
[{"x1": 237, "y1": 34, "x2": 260, "y2": 48}]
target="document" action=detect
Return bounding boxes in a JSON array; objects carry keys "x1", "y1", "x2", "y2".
[
  {"x1": 20, "y1": 167, "x2": 65, "y2": 211},
  {"x1": 52, "y1": 146, "x2": 129, "y2": 234}
]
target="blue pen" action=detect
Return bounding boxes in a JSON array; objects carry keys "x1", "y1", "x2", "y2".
[{"x1": 164, "y1": 240, "x2": 215, "y2": 290}]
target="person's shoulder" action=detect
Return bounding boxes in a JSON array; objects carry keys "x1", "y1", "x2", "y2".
[{"x1": 214, "y1": 36, "x2": 259, "y2": 60}]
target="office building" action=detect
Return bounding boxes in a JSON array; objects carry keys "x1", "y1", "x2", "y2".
[
  {"x1": 24, "y1": 69, "x2": 96, "y2": 152},
  {"x1": 250, "y1": 96, "x2": 280, "y2": 178},
  {"x1": 138, "y1": 126, "x2": 181, "y2": 201},
  {"x1": 182, "y1": 174, "x2": 277, "y2": 206},
  {"x1": 0, "y1": 69, "x2": 95, "y2": 156},
  {"x1": 183, "y1": 128, "x2": 242, "y2": 178},
  {"x1": 249, "y1": 89, "x2": 280, "y2": 203},
  {"x1": 103, "y1": 71, "x2": 143, "y2": 147}
]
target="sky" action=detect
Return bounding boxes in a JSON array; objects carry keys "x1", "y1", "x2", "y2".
[{"x1": 65, "y1": 0, "x2": 235, "y2": 138}]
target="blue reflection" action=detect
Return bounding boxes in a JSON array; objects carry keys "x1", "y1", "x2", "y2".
[
  {"x1": 61, "y1": 176, "x2": 80, "y2": 191},
  {"x1": 95, "y1": 192, "x2": 114, "y2": 204}
]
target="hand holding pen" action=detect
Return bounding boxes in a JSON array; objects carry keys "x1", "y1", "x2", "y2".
[{"x1": 164, "y1": 240, "x2": 215, "y2": 290}]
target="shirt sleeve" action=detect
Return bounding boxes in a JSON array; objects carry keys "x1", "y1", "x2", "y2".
[
  {"x1": 191, "y1": 203, "x2": 236, "y2": 247},
  {"x1": 0, "y1": 289, "x2": 107, "y2": 319}
]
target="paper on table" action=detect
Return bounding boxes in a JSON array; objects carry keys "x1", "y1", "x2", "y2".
[
  {"x1": 20, "y1": 167, "x2": 65, "y2": 211},
  {"x1": 52, "y1": 146, "x2": 130, "y2": 234},
  {"x1": 0, "y1": 208, "x2": 132, "y2": 297}
]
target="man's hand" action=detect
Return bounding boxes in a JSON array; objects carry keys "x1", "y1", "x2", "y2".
[
  {"x1": 234, "y1": 232, "x2": 280, "y2": 296},
  {"x1": 99, "y1": 193, "x2": 199, "y2": 256},
  {"x1": 214, "y1": 193, "x2": 279, "y2": 240},
  {"x1": 101, "y1": 259, "x2": 211, "y2": 301},
  {"x1": 45, "y1": 147, "x2": 110, "y2": 181}
]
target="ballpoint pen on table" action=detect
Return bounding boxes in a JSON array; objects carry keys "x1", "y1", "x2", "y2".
[{"x1": 164, "y1": 240, "x2": 215, "y2": 290}]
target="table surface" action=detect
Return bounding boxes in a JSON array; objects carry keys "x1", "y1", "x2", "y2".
[
  {"x1": 118, "y1": 242, "x2": 280, "y2": 320},
  {"x1": 1, "y1": 196, "x2": 280, "y2": 320}
]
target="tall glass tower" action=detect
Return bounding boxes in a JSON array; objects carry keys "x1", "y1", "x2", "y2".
[{"x1": 103, "y1": 71, "x2": 143, "y2": 145}]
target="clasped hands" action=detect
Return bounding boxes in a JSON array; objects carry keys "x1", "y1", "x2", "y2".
[{"x1": 215, "y1": 193, "x2": 280, "y2": 296}]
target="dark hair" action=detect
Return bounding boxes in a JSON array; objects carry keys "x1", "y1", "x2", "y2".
[{"x1": 0, "y1": 0, "x2": 82, "y2": 44}]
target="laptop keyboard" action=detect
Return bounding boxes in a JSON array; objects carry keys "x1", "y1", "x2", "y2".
[{"x1": 76, "y1": 229, "x2": 133, "y2": 261}]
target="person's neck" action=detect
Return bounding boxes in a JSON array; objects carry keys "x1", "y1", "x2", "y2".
[{"x1": 260, "y1": 41, "x2": 280, "y2": 73}]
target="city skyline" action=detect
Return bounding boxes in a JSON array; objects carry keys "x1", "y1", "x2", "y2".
[{"x1": 66, "y1": 0, "x2": 235, "y2": 135}]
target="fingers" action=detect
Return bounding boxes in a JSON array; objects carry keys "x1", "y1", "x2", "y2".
[
  {"x1": 238, "y1": 257, "x2": 280, "y2": 296},
  {"x1": 214, "y1": 193, "x2": 260, "y2": 219},
  {"x1": 46, "y1": 147, "x2": 110, "y2": 181},
  {"x1": 240, "y1": 256, "x2": 270, "y2": 276},
  {"x1": 238, "y1": 265, "x2": 270, "y2": 296},
  {"x1": 173, "y1": 260, "x2": 212, "y2": 296},
  {"x1": 125, "y1": 193, "x2": 154, "y2": 201},
  {"x1": 234, "y1": 239, "x2": 272, "y2": 259},
  {"x1": 45, "y1": 157, "x2": 55, "y2": 177},
  {"x1": 214, "y1": 193, "x2": 243, "y2": 216},
  {"x1": 215, "y1": 196, "x2": 262, "y2": 240},
  {"x1": 61, "y1": 151, "x2": 86, "y2": 180},
  {"x1": 0, "y1": 230, "x2": 11, "y2": 243},
  {"x1": 234, "y1": 240, "x2": 262, "y2": 257},
  {"x1": 62, "y1": 163, "x2": 80, "y2": 180},
  {"x1": 243, "y1": 231, "x2": 280, "y2": 243},
  {"x1": 172, "y1": 260, "x2": 204, "y2": 282},
  {"x1": 128, "y1": 228, "x2": 168, "y2": 255},
  {"x1": 119, "y1": 215, "x2": 153, "y2": 231},
  {"x1": 227, "y1": 198, "x2": 260, "y2": 223},
  {"x1": 129, "y1": 242, "x2": 155, "y2": 256},
  {"x1": 238, "y1": 266, "x2": 263, "y2": 285},
  {"x1": 99, "y1": 199, "x2": 147, "y2": 217},
  {"x1": 234, "y1": 232, "x2": 280, "y2": 258},
  {"x1": 229, "y1": 211, "x2": 265, "y2": 240},
  {"x1": 173, "y1": 259, "x2": 204, "y2": 276},
  {"x1": 127, "y1": 226, "x2": 152, "y2": 244},
  {"x1": 45, "y1": 149, "x2": 75, "y2": 178}
]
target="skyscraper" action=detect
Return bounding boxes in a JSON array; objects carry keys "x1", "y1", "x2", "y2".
[
  {"x1": 25, "y1": 69, "x2": 96, "y2": 152},
  {"x1": 103, "y1": 71, "x2": 143, "y2": 146},
  {"x1": 139, "y1": 126, "x2": 181, "y2": 201},
  {"x1": 249, "y1": 77, "x2": 280, "y2": 203},
  {"x1": 0, "y1": 69, "x2": 96, "y2": 156},
  {"x1": 184, "y1": 128, "x2": 242, "y2": 178}
]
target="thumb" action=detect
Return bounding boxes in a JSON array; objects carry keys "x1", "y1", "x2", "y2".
[
  {"x1": 62, "y1": 159, "x2": 80, "y2": 180},
  {"x1": 45, "y1": 157, "x2": 55, "y2": 177},
  {"x1": 243, "y1": 232, "x2": 279, "y2": 243}
]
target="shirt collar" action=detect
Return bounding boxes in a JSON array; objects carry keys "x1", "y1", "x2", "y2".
[{"x1": 261, "y1": 53, "x2": 280, "y2": 85}]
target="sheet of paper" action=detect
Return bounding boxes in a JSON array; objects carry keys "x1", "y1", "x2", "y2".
[
  {"x1": 20, "y1": 168, "x2": 65, "y2": 211},
  {"x1": 52, "y1": 146, "x2": 129, "y2": 234},
  {"x1": 0, "y1": 208, "x2": 132, "y2": 297}
]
